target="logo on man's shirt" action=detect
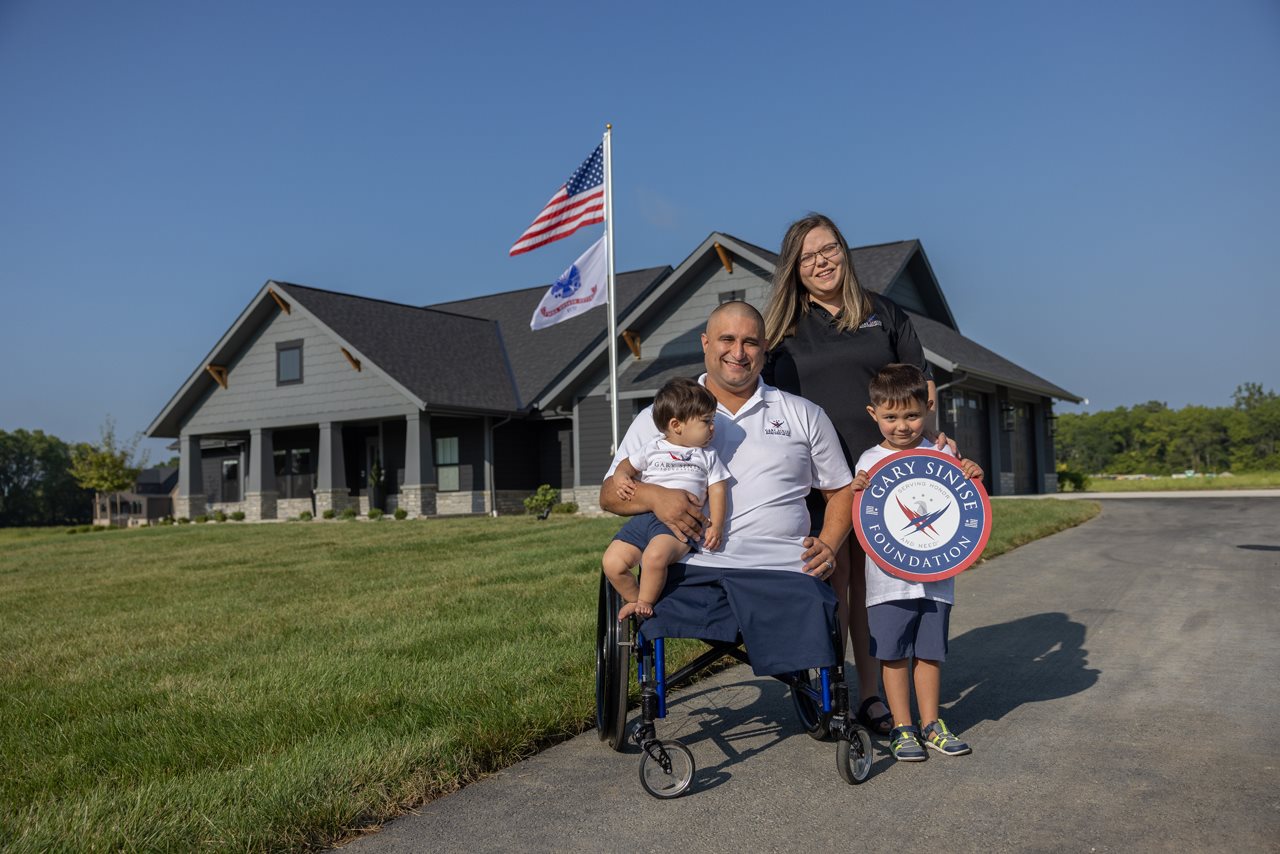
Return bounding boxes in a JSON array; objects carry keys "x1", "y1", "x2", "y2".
[
  {"x1": 853, "y1": 449, "x2": 991, "y2": 583},
  {"x1": 859, "y1": 314, "x2": 883, "y2": 329},
  {"x1": 764, "y1": 418, "x2": 791, "y2": 437}
]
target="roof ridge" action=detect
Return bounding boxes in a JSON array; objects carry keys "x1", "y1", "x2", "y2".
[{"x1": 274, "y1": 281, "x2": 492, "y2": 322}]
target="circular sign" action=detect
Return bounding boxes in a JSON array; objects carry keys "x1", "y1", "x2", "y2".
[{"x1": 853, "y1": 448, "x2": 992, "y2": 582}]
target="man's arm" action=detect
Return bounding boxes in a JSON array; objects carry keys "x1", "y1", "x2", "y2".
[
  {"x1": 599, "y1": 477, "x2": 707, "y2": 543},
  {"x1": 800, "y1": 484, "x2": 853, "y2": 576}
]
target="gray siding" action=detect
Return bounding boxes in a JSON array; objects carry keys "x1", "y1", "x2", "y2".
[
  {"x1": 182, "y1": 310, "x2": 411, "y2": 434},
  {"x1": 884, "y1": 268, "x2": 927, "y2": 314},
  {"x1": 576, "y1": 395, "x2": 615, "y2": 485}
]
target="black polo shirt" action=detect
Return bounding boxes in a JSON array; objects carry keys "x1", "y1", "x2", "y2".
[{"x1": 765, "y1": 292, "x2": 933, "y2": 466}]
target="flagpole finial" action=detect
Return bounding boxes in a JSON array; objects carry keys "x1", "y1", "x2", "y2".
[{"x1": 606, "y1": 123, "x2": 612, "y2": 131}]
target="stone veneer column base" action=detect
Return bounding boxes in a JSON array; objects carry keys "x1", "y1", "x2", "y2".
[
  {"x1": 998, "y1": 472, "x2": 1016, "y2": 496},
  {"x1": 314, "y1": 489, "x2": 353, "y2": 516},
  {"x1": 398, "y1": 485, "x2": 437, "y2": 519},
  {"x1": 245, "y1": 491, "x2": 279, "y2": 522},
  {"x1": 174, "y1": 495, "x2": 206, "y2": 520}
]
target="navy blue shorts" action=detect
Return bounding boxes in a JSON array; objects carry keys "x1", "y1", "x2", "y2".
[
  {"x1": 613, "y1": 512, "x2": 697, "y2": 553},
  {"x1": 638, "y1": 564, "x2": 838, "y2": 677},
  {"x1": 867, "y1": 599, "x2": 951, "y2": 662}
]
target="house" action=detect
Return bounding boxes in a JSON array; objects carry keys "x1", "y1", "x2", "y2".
[
  {"x1": 146, "y1": 232, "x2": 1079, "y2": 520},
  {"x1": 92, "y1": 464, "x2": 178, "y2": 527}
]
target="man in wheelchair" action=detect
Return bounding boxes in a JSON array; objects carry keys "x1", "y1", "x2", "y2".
[{"x1": 598, "y1": 302, "x2": 869, "y2": 795}]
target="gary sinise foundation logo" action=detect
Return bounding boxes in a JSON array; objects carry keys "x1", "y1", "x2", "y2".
[
  {"x1": 764, "y1": 418, "x2": 791, "y2": 437},
  {"x1": 854, "y1": 448, "x2": 991, "y2": 582}
]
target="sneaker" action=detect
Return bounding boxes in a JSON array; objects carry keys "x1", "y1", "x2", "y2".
[
  {"x1": 921, "y1": 718, "x2": 971, "y2": 756},
  {"x1": 889, "y1": 725, "x2": 927, "y2": 762}
]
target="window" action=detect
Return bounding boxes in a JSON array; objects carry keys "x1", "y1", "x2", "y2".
[
  {"x1": 718, "y1": 290, "x2": 745, "y2": 304},
  {"x1": 276, "y1": 341, "x2": 303, "y2": 385},
  {"x1": 435, "y1": 437, "x2": 459, "y2": 492}
]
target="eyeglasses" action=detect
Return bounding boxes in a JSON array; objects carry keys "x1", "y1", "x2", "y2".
[{"x1": 798, "y1": 242, "x2": 843, "y2": 269}]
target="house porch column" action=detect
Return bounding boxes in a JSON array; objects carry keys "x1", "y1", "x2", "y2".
[
  {"x1": 176, "y1": 433, "x2": 205, "y2": 520},
  {"x1": 315, "y1": 422, "x2": 351, "y2": 516},
  {"x1": 246, "y1": 427, "x2": 278, "y2": 521},
  {"x1": 401, "y1": 412, "x2": 436, "y2": 519}
]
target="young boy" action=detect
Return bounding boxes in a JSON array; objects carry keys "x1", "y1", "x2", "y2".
[
  {"x1": 603, "y1": 377, "x2": 730, "y2": 621},
  {"x1": 850, "y1": 364, "x2": 984, "y2": 762}
]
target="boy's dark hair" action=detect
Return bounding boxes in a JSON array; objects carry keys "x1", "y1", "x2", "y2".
[
  {"x1": 868, "y1": 363, "x2": 930, "y2": 408},
  {"x1": 652, "y1": 377, "x2": 717, "y2": 430}
]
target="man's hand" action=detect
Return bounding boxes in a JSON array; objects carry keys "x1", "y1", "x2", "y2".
[
  {"x1": 801, "y1": 536, "x2": 836, "y2": 579},
  {"x1": 650, "y1": 487, "x2": 707, "y2": 544}
]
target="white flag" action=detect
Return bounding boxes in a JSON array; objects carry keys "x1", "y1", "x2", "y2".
[{"x1": 530, "y1": 234, "x2": 608, "y2": 330}]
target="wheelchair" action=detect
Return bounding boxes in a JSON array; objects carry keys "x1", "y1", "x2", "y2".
[{"x1": 595, "y1": 574, "x2": 873, "y2": 798}]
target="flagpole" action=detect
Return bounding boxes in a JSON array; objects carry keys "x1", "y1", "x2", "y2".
[{"x1": 603, "y1": 124, "x2": 619, "y2": 456}]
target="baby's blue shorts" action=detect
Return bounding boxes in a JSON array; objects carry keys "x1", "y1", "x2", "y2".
[{"x1": 613, "y1": 512, "x2": 698, "y2": 553}]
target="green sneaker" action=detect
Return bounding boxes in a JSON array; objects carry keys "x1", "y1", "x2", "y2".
[
  {"x1": 889, "y1": 725, "x2": 927, "y2": 762},
  {"x1": 921, "y1": 718, "x2": 971, "y2": 756}
]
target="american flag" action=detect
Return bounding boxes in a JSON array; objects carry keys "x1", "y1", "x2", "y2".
[{"x1": 509, "y1": 144, "x2": 605, "y2": 256}]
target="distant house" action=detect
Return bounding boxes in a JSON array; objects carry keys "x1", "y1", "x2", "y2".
[
  {"x1": 146, "y1": 233, "x2": 1079, "y2": 520},
  {"x1": 92, "y1": 464, "x2": 177, "y2": 527}
]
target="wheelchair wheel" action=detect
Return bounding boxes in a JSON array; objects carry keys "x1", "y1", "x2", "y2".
[
  {"x1": 595, "y1": 574, "x2": 630, "y2": 751},
  {"x1": 789, "y1": 669, "x2": 831, "y2": 741},
  {"x1": 837, "y1": 726, "x2": 873, "y2": 784},
  {"x1": 639, "y1": 740, "x2": 695, "y2": 799}
]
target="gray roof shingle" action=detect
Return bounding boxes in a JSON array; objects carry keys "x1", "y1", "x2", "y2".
[
  {"x1": 274, "y1": 282, "x2": 522, "y2": 412},
  {"x1": 429, "y1": 266, "x2": 670, "y2": 410}
]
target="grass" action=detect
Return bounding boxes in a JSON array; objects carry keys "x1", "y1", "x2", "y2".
[
  {"x1": 1, "y1": 501, "x2": 1097, "y2": 852},
  {"x1": 1074, "y1": 470, "x2": 1280, "y2": 492}
]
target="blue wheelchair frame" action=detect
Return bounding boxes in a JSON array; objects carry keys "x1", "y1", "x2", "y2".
[{"x1": 595, "y1": 575, "x2": 872, "y2": 798}]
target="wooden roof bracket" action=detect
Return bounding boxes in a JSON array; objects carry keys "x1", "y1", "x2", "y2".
[
  {"x1": 621, "y1": 330, "x2": 641, "y2": 360},
  {"x1": 268, "y1": 288, "x2": 291, "y2": 314},
  {"x1": 714, "y1": 242, "x2": 733, "y2": 273},
  {"x1": 340, "y1": 347, "x2": 362, "y2": 372},
  {"x1": 205, "y1": 364, "x2": 228, "y2": 389}
]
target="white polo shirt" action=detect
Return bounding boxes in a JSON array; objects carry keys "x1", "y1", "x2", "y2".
[{"x1": 607, "y1": 375, "x2": 852, "y2": 573}]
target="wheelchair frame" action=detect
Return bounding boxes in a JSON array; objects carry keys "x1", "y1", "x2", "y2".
[{"x1": 595, "y1": 574, "x2": 873, "y2": 798}]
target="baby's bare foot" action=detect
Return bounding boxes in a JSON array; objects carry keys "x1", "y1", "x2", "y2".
[{"x1": 617, "y1": 601, "x2": 654, "y2": 621}]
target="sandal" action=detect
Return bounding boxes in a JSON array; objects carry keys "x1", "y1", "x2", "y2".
[{"x1": 856, "y1": 696, "x2": 893, "y2": 737}]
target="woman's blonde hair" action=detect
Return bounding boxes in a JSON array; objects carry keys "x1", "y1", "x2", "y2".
[{"x1": 763, "y1": 213, "x2": 871, "y2": 346}]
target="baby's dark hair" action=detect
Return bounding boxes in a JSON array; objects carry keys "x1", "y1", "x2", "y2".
[
  {"x1": 652, "y1": 377, "x2": 717, "y2": 430},
  {"x1": 868, "y1": 363, "x2": 930, "y2": 408}
]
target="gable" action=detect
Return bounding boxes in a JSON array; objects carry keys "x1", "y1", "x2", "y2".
[{"x1": 179, "y1": 308, "x2": 413, "y2": 435}]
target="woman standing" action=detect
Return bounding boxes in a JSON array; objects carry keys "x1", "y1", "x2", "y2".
[{"x1": 764, "y1": 212, "x2": 945, "y2": 737}]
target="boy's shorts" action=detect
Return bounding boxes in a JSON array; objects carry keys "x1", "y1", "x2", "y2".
[
  {"x1": 613, "y1": 512, "x2": 698, "y2": 553},
  {"x1": 867, "y1": 599, "x2": 951, "y2": 662}
]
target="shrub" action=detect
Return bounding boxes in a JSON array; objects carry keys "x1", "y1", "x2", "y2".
[
  {"x1": 523, "y1": 484, "x2": 560, "y2": 516},
  {"x1": 393, "y1": 507, "x2": 408, "y2": 520},
  {"x1": 551, "y1": 502, "x2": 578, "y2": 514},
  {"x1": 1056, "y1": 462, "x2": 1090, "y2": 493},
  {"x1": 368, "y1": 508, "x2": 384, "y2": 520},
  {"x1": 177, "y1": 517, "x2": 190, "y2": 525},
  {"x1": 212, "y1": 510, "x2": 228, "y2": 523},
  {"x1": 230, "y1": 511, "x2": 245, "y2": 521},
  {"x1": 322, "y1": 508, "x2": 336, "y2": 520},
  {"x1": 340, "y1": 507, "x2": 358, "y2": 520},
  {"x1": 298, "y1": 510, "x2": 313, "y2": 521}
]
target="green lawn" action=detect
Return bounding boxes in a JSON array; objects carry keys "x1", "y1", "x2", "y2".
[
  {"x1": 1073, "y1": 470, "x2": 1280, "y2": 492},
  {"x1": 0, "y1": 501, "x2": 1098, "y2": 852}
]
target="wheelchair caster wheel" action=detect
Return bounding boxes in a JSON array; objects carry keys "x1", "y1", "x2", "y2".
[
  {"x1": 837, "y1": 726, "x2": 873, "y2": 784},
  {"x1": 639, "y1": 740, "x2": 695, "y2": 799}
]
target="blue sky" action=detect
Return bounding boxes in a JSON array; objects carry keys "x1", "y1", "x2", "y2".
[{"x1": 2, "y1": 0, "x2": 1277, "y2": 458}]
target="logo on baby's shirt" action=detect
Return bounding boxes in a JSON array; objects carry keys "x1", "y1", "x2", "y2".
[
  {"x1": 859, "y1": 314, "x2": 882, "y2": 329},
  {"x1": 764, "y1": 418, "x2": 791, "y2": 437},
  {"x1": 853, "y1": 449, "x2": 991, "y2": 583},
  {"x1": 667, "y1": 450, "x2": 694, "y2": 461}
]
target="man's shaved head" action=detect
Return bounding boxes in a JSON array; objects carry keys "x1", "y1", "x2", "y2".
[{"x1": 706, "y1": 300, "x2": 766, "y2": 341}]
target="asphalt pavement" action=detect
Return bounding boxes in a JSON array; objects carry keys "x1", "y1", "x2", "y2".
[{"x1": 342, "y1": 496, "x2": 1280, "y2": 853}]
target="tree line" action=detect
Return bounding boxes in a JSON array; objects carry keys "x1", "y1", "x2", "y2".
[
  {"x1": 1, "y1": 420, "x2": 147, "y2": 527},
  {"x1": 1055, "y1": 383, "x2": 1280, "y2": 475}
]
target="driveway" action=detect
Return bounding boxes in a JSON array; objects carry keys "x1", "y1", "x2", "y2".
[{"x1": 344, "y1": 497, "x2": 1280, "y2": 853}]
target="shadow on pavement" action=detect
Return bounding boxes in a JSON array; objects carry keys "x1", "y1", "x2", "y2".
[{"x1": 940, "y1": 611, "x2": 1100, "y2": 732}]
